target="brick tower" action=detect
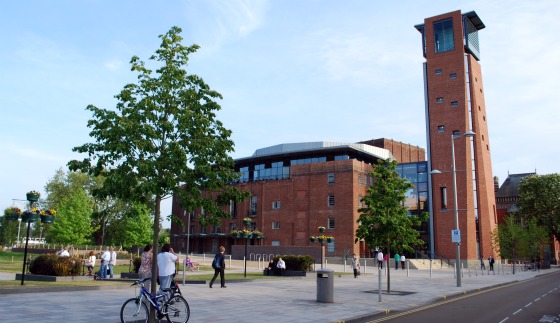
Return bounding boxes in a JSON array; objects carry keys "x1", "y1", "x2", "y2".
[{"x1": 415, "y1": 10, "x2": 497, "y2": 262}]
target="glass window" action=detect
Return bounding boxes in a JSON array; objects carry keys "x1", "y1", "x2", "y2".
[
  {"x1": 453, "y1": 130, "x2": 460, "y2": 137},
  {"x1": 434, "y1": 18, "x2": 455, "y2": 53},
  {"x1": 435, "y1": 69, "x2": 442, "y2": 75},
  {"x1": 328, "y1": 173, "x2": 335, "y2": 184},
  {"x1": 272, "y1": 201, "x2": 281, "y2": 209},
  {"x1": 441, "y1": 187, "x2": 448, "y2": 209},
  {"x1": 451, "y1": 101, "x2": 458, "y2": 107},
  {"x1": 328, "y1": 218, "x2": 335, "y2": 229},
  {"x1": 438, "y1": 125, "x2": 445, "y2": 133},
  {"x1": 450, "y1": 73, "x2": 457, "y2": 79},
  {"x1": 401, "y1": 164, "x2": 417, "y2": 183},
  {"x1": 272, "y1": 221, "x2": 280, "y2": 229},
  {"x1": 327, "y1": 241, "x2": 335, "y2": 252},
  {"x1": 250, "y1": 196, "x2": 257, "y2": 216},
  {"x1": 328, "y1": 195, "x2": 335, "y2": 207},
  {"x1": 437, "y1": 97, "x2": 443, "y2": 103}
]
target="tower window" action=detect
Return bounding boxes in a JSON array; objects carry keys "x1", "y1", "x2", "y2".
[
  {"x1": 433, "y1": 18, "x2": 455, "y2": 53},
  {"x1": 441, "y1": 187, "x2": 448, "y2": 209},
  {"x1": 328, "y1": 195, "x2": 335, "y2": 207},
  {"x1": 451, "y1": 101, "x2": 458, "y2": 107},
  {"x1": 453, "y1": 130, "x2": 460, "y2": 137},
  {"x1": 272, "y1": 201, "x2": 281, "y2": 209},
  {"x1": 438, "y1": 125, "x2": 445, "y2": 133},
  {"x1": 436, "y1": 97, "x2": 443, "y2": 103},
  {"x1": 435, "y1": 69, "x2": 442, "y2": 75},
  {"x1": 450, "y1": 73, "x2": 457, "y2": 79},
  {"x1": 327, "y1": 173, "x2": 335, "y2": 183},
  {"x1": 328, "y1": 218, "x2": 335, "y2": 229}
]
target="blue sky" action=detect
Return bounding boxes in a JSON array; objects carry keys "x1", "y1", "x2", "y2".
[{"x1": 2, "y1": 1, "x2": 559, "y2": 227}]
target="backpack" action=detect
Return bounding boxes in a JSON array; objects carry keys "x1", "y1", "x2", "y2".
[{"x1": 212, "y1": 255, "x2": 220, "y2": 269}]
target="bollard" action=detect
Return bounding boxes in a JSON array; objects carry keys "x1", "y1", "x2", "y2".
[
  {"x1": 406, "y1": 260, "x2": 409, "y2": 277},
  {"x1": 429, "y1": 259, "x2": 432, "y2": 278},
  {"x1": 344, "y1": 259, "x2": 347, "y2": 273},
  {"x1": 378, "y1": 267, "x2": 382, "y2": 302}
]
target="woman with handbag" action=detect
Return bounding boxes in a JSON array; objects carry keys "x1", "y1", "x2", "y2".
[{"x1": 84, "y1": 251, "x2": 96, "y2": 276}]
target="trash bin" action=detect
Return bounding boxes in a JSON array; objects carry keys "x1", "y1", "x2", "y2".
[{"x1": 316, "y1": 268, "x2": 334, "y2": 303}]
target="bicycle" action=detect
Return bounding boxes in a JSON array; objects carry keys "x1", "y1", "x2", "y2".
[{"x1": 120, "y1": 278, "x2": 190, "y2": 323}]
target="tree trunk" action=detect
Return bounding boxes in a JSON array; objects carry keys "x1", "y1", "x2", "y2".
[
  {"x1": 149, "y1": 194, "x2": 161, "y2": 323},
  {"x1": 386, "y1": 244, "x2": 391, "y2": 293}
]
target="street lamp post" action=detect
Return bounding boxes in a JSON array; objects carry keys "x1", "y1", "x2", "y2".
[{"x1": 432, "y1": 131, "x2": 475, "y2": 288}]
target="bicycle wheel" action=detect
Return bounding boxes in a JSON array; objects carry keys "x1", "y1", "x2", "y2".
[
  {"x1": 164, "y1": 295, "x2": 190, "y2": 323},
  {"x1": 120, "y1": 297, "x2": 149, "y2": 323}
]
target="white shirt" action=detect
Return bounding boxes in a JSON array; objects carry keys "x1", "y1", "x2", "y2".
[
  {"x1": 276, "y1": 259, "x2": 286, "y2": 269},
  {"x1": 59, "y1": 250, "x2": 70, "y2": 257},
  {"x1": 109, "y1": 251, "x2": 117, "y2": 265},
  {"x1": 377, "y1": 252, "x2": 384, "y2": 261},
  {"x1": 157, "y1": 252, "x2": 178, "y2": 276},
  {"x1": 401, "y1": 255, "x2": 406, "y2": 262},
  {"x1": 101, "y1": 250, "x2": 111, "y2": 263}
]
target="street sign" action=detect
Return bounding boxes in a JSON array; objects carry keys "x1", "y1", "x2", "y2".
[{"x1": 452, "y1": 229, "x2": 461, "y2": 243}]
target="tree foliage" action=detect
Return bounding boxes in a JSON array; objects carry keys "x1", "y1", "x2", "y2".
[
  {"x1": 68, "y1": 26, "x2": 249, "y2": 300},
  {"x1": 0, "y1": 208, "x2": 19, "y2": 246},
  {"x1": 517, "y1": 173, "x2": 560, "y2": 242},
  {"x1": 492, "y1": 214, "x2": 548, "y2": 264},
  {"x1": 355, "y1": 159, "x2": 427, "y2": 292},
  {"x1": 49, "y1": 188, "x2": 97, "y2": 245},
  {"x1": 104, "y1": 202, "x2": 153, "y2": 247}
]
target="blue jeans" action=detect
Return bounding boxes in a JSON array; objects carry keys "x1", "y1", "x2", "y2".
[
  {"x1": 100, "y1": 262, "x2": 108, "y2": 278},
  {"x1": 108, "y1": 264, "x2": 114, "y2": 278}
]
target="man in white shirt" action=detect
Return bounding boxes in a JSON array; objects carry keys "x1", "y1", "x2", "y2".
[
  {"x1": 108, "y1": 247, "x2": 117, "y2": 278},
  {"x1": 276, "y1": 257, "x2": 286, "y2": 276},
  {"x1": 401, "y1": 254, "x2": 406, "y2": 270},
  {"x1": 100, "y1": 247, "x2": 111, "y2": 279},
  {"x1": 377, "y1": 250, "x2": 384, "y2": 269},
  {"x1": 58, "y1": 246, "x2": 70, "y2": 257},
  {"x1": 157, "y1": 243, "x2": 178, "y2": 296}
]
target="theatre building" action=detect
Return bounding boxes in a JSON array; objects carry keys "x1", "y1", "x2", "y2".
[{"x1": 170, "y1": 139, "x2": 428, "y2": 258}]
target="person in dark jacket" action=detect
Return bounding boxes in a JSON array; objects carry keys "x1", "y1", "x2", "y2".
[{"x1": 209, "y1": 246, "x2": 227, "y2": 288}]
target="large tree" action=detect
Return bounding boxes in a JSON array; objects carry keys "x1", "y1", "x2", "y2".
[
  {"x1": 518, "y1": 173, "x2": 560, "y2": 265},
  {"x1": 49, "y1": 188, "x2": 97, "y2": 245},
  {"x1": 68, "y1": 26, "x2": 249, "y2": 304},
  {"x1": 518, "y1": 173, "x2": 560, "y2": 243},
  {"x1": 356, "y1": 159, "x2": 427, "y2": 293}
]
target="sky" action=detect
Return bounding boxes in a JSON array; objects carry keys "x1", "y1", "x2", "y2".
[{"x1": 2, "y1": 1, "x2": 559, "y2": 228}]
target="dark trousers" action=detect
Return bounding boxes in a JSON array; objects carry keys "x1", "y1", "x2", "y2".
[{"x1": 210, "y1": 268, "x2": 225, "y2": 287}]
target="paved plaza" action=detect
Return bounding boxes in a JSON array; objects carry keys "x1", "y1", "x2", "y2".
[{"x1": 0, "y1": 261, "x2": 556, "y2": 323}]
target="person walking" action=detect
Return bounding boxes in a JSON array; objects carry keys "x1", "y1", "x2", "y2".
[
  {"x1": 100, "y1": 247, "x2": 111, "y2": 279},
  {"x1": 401, "y1": 254, "x2": 406, "y2": 270},
  {"x1": 351, "y1": 254, "x2": 361, "y2": 278},
  {"x1": 394, "y1": 252, "x2": 400, "y2": 270},
  {"x1": 108, "y1": 247, "x2": 117, "y2": 278},
  {"x1": 157, "y1": 244, "x2": 179, "y2": 297},
  {"x1": 138, "y1": 244, "x2": 153, "y2": 280},
  {"x1": 209, "y1": 246, "x2": 226, "y2": 288},
  {"x1": 377, "y1": 250, "x2": 384, "y2": 269},
  {"x1": 480, "y1": 257, "x2": 486, "y2": 270}
]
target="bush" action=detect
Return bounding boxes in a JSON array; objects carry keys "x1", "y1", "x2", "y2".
[
  {"x1": 29, "y1": 255, "x2": 82, "y2": 276},
  {"x1": 274, "y1": 255, "x2": 314, "y2": 271},
  {"x1": 133, "y1": 256, "x2": 141, "y2": 273}
]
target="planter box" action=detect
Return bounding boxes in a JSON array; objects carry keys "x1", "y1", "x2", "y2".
[
  {"x1": 263, "y1": 270, "x2": 307, "y2": 277},
  {"x1": 121, "y1": 272, "x2": 139, "y2": 279}
]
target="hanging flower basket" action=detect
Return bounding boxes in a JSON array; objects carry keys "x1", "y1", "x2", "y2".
[
  {"x1": 309, "y1": 236, "x2": 317, "y2": 243},
  {"x1": 41, "y1": 215, "x2": 55, "y2": 224},
  {"x1": 243, "y1": 217, "x2": 252, "y2": 226},
  {"x1": 26, "y1": 191, "x2": 40, "y2": 202},
  {"x1": 317, "y1": 237, "x2": 325, "y2": 244},
  {"x1": 326, "y1": 236, "x2": 334, "y2": 243},
  {"x1": 5, "y1": 213, "x2": 19, "y2": 221},
  {"x1": 318, "y1": 226, "x2": 326, "y2": 233},
  {"x1": 21, "y1": 212, "x2": 39, "y2": 222}
]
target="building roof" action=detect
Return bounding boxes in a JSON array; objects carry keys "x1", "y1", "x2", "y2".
[
  {"x1": 234, "y1": 141, "x2": 395, "y2": 163},
  {"x1": 495, "y1": 172, "x2": 536, "y2": 198}
]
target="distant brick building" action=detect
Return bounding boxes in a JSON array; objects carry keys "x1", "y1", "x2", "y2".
[
  {"x1": 495, "y1": 173, "x2": 535, "y2": 223},
  {"x1": 170, "y1": 140, "x2": 428, "y2": 258}
]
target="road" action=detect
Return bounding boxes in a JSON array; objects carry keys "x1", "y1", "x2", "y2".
[{"x1": 381, "y1": 271, "x2": 560, "y2": 323}]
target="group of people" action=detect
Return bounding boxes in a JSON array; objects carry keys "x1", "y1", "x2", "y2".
[
  {"x1": 375, "y1": 250, "x2": 407, "y2": 270},
  {"x1": 264, "y1": 257, "x2": 286, "y2": 276},
  {"x1": 481, "y1": 256, "x2": 495, "y2": 271}
]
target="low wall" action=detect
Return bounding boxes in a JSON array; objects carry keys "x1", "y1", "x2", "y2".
[{"x1": 231, "y1": 245, "x2": 321, "y2": 261}]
